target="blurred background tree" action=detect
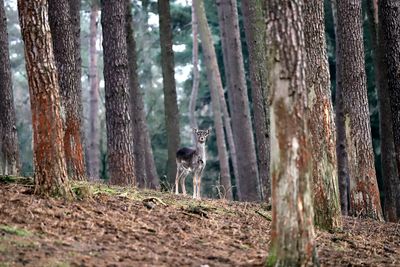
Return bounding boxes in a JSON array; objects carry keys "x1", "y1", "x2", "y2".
[{"x1": 3, "y1": 0, "x2": 386, "y2": 202}]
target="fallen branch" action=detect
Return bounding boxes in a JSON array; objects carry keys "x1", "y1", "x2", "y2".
[
  {"x1": 255, "y1": 210, "x2": 272, "y2": 221},
  {"x1": 183, "y1": 205, "x2": 209, "y2": 218},
  {"x1": 142, "y1": 197, "x2": 168, "y2": 209}
]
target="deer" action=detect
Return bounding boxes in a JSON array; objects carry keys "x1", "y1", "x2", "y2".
[{"x1": 175, "y1": 128, "x2": 210, "y2": 199}]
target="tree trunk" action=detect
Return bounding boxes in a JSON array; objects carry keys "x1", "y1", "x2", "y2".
[
  {"x1": 126, "y1": 0, "x2": 159, "y2": 189},
  {"x1": 158, "y1": 0, "x2": 181, "y2": 187},
  {"x1": 216, "y1": 0, "x2": 260, "y2": 202},
  {"x1": 126, "y1": 0, "x2": 147, "y2": 187},
  {"x1": 218, "y1": 81, "x2": 238, "y2": 200},
  {"x1": 304, "y1": 0, "x2": 342, "y2": 230},
  {"x1": 88, "y1": 0, "x2": 100, "y2": 180},
  {"x1": 266, "y1": 1, "x2": 317, "y2": 265},
  {"x1": 48, "y1": 0, "x2": 86, "y2": 181},
  {"x1": 377, "y1": 0, "x2": 400, "y2": 221},
  {"x1": 144, "y1": 132, "x2": 159, "y2": 189},
  {"x1": 101, "y1": 0, "x2": 135, "y2": 185},
  {"x1": 331, "y1": 0, "x2": 350, "y2": 216},
  {"x1": 189, "y1": 3, "x2": 199, "y2": 144},
  {"x1": 335, "y1": 0, "x2": 383, "y2": 220},
  {"x1": 215, "y1": 1, "x2": 239, "y2": 190},
  {"x1": 241, "y1": 0, "x2": 270, "y2": 201},
  {"x1": 193, "y1": 0, "x2": 232, "y2": 200},
  {"x1": 18, "y1": 0, "x2": 73, "y2": 199},
  {"x1": 69, "y1": 0, "x2": 83, "y2": 143},
  {"x1": 0, "y1": 0, "x2": 20, "y2": 176}
]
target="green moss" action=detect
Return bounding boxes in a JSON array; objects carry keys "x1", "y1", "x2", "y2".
[
  {"x1": 266, "y1": 253, "x2": 277, "y2": 267},
  {"x1": 266, "y1": 243, "x2": 278, "y2": 267},
  {"x1": 0, "y1": 225, "x2": 32, "y2": 237},
  {"x1": 71, "y1": 182, "x2": 92, "y2": 200},
  {"x1": 0, "y1": 175, "x2": 33, "y2": 185}
]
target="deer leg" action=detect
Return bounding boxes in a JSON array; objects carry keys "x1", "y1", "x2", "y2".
[
  {"x1": 175, "y1": 167, "x2": 184, "y2": 194},
  {"x1": 192, "y1": 173, "x2": 197, "y2": 199},
  {"x1": 196, "y1": 167, "x2": 205, "y2": 200},
  {"x1": 180, "y1": 171, "x2": 189, "y2": 195}
]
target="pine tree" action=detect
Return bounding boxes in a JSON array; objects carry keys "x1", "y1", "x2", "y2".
[
  {"x1": 335, "y1": 0, "x2": 383, "y2": 220},
  {"x1": 266, "y1": 0, "x2": 317, "y2": 265},
  {"x1": 0, "y1": 0, "x2": 20, "y2": 176},
  {"x1": 304, "y1": 0, "x2": 341, "y2": 229},
  {"x1": 101, "y1": 0, "x2": 135, "y2": 185},
  {"x1": 18, "y1": 0, "x2": 73, "y2": 199}
]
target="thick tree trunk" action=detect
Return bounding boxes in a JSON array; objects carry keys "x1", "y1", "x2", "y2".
[
  {"x1": 193, "y1": 0, "x2": 232, "y2": 200},
  {"x1": 18, "y1": 0, "x2": 73, "y2": 199},
  {"x1": 48, "y1": 0, "x2": 86, "y2": 181},
  {"x1": 331, "y1": 0, "x2": 349, "y2": 216},
  {"x1": 266, "y1": 1, "x2": 317, "y2": 265},
  {"x1": 158, "y1": 0, "x2": 181, "y2": 187},
  {"x1": 378, "y1": 0, "x2": 400, "y2": 221},
  {"x1": 304, "y1": 0, "x2": 342, "y2": 230},
  {"x1": 216, "y1": 0, "x2": 260, "y2": 202},
  {"x1": 101, "y1": 0, "x2": 135, "y2": 185},
  {"x1": 189, "y1": 3, "x2": 199, "y2": 144},
  {"x1": 88, "y1": 0, "x2": 100, "y2": 180},
  {"x1": 0, "y1": 0, "x2": 20, "y2": 176},
  {"x1": 241, "y1": 0, "x2": 270, "y2": 201},
  {"x1": 335, "y1": 0, "x2": 383, "y2": 220}
]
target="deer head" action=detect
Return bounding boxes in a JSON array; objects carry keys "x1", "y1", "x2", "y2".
[{"x1": 193, "y1": 128, "x2": 210, "y2": 144}]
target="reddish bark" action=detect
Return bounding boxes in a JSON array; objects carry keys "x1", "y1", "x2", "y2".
[{"x1": 18, "y1": 0, "x2": 73, "y2": 199}]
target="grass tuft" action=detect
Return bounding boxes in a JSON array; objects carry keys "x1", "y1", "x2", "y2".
[{"x1": 0, "y1": 225, "x2": 32, "y2": 237}]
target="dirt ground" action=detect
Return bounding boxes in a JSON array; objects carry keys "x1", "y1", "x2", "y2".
[{"x1": 0, "y1": 180, "x2": 399, "y2": 267}]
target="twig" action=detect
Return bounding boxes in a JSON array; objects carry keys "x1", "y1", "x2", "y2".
[
  {"x1": 255, "y1": 210, "x2": 272, "y2": 221},
  {"x1": 142, "y1": 197, "x2": 167, "y2": 206}
]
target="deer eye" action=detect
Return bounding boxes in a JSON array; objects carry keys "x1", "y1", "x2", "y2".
[{"x1": 197, "y1": 133, "x2": 201, "y2": 136}]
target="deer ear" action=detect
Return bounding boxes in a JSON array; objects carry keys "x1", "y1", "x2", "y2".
[
  {"x1": 193, "y1": 128, "x2": 198, "y2": 133},
  {"x1": 206, "y1": 129, "x2": 210, "y2": 135}
]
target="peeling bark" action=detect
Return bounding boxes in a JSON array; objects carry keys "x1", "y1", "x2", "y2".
[
  {"x1": 304, "y1": 0, "x2": 342, "y2": 230},
  {"x1": 49, "y1": 0, "x2": 86, "y2": 181},
  {"x1": 266, "y1": 1, "x2": 318, "y2": 265},
  {"x1": 335, "y1": 0, "x2": 383, "y2": 220},
  {"x1": 18, "y1": 0, "x2": 73, "y2": 199},
  {"x1": 0, "y1": 0, "x2": 20, "y2": 176}
]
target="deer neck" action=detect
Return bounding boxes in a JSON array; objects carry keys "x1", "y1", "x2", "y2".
[{"x1": 196, "y1": 141, "x2": 206, "y2": 162}]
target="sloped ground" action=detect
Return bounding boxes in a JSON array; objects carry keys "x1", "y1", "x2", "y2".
[{"x1": 0, "y1": 179, "x2": 398, "y2": 267}]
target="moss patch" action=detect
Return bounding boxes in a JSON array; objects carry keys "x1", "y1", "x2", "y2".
[{"x1": 0, "y1": 225, "x2": 32, "y2": 237}]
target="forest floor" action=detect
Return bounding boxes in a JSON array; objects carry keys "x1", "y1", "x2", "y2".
[{"x1": 0, "y1": 177, "x2": 399, "y2": 267}]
